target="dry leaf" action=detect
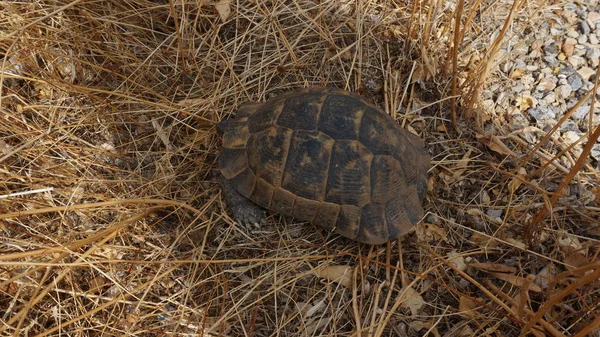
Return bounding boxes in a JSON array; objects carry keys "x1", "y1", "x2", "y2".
[
  {"x1": 561, "y1": 245, "x2": 590, "y2": 269},
  {"x1": 447, "y1": 250, "x2": 467, "y2": 272},
  {"x1": 469, "y1": 231, "x2": 498, "y2": 248},
  {"x1": 459, "y1": 295, "x2": 480, "y2": 318},
  {"x1": 302, "y1": 316, "x2": 331, "y2": 336},
  {"x1": 470, "y1": 262, "x2": 517, "y2": 274},
  {"x1": 303, "y1": 299, "x2": 326, "y2": 317},
  {"x1": 558, "y1": 233, "x2": 584, "y2": 251},
  {"x1": 214, "y1": 1, "x2": 231, "y2": 22},
  {"x1": 515, "y1": 95, "x2": 538, "y2": 110},
  {"x1": 415, "y1": 222, "x2": 447, "y2": 243},
  {"x1": 401, "y1": 287, "x2": 425, "y2": 316},
  {"x1": 409, "y1": 321, "x2": 436, "y2": 334},
  {"x1": 508, "y1": 167, "x2": 527, "y2": 193},
  {"x1": 88, "y1": 275, "x2": 107, "y2": 294},
  {"x1": 466, "y1": 208, "x2": 483, "y2": 216},
  {"x1": 309, "y1": 265, "x2": 353, "y2": 288},
  {"x1": 489, "y1": 272, "x2": 542, "y2": 292},
  {"x1": 510, "y1": 68, "x2": 525, "y2": 79}
]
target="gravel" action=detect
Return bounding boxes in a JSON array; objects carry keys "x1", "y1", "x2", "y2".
[{"x1": 487, "y1": 1, "x2": 600, "y2": 161}]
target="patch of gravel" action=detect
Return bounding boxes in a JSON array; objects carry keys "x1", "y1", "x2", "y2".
[{"x1": 485, "y1": 1, "x2": 600, "y2": 161}]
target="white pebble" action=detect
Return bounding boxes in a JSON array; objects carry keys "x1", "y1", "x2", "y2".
[
  {"x1": 568, "y1": 55, "x2": 584, "y2": 67},
  {"x1": 577, "y1": 67, "x2": 596, "y2": 81},
  {"x1": 562, "y1": 131, "x2": 581, "y2": 145},
  {"x1": 558, "y1": 84, "x2": 573, "y2": 99}
]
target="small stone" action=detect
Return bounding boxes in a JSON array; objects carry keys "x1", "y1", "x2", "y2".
[
  {"x1": 562, "y1": 37, "x2": 577, "y2": 56},
  {"x1": 558, "y1": 53, "x2": 567, "y2": 61},
  {"x1": 581, "y1": 21, "x2": 591, "y2": 35},
  {"x1": 567, "y1": 30, "x2": 579, "y2": 39},
  {"x1": 511, "y1": 84, "x2": 526, "y2": 93},
  {"x1": 544, "y1": 41, "x2": 560, "y2": 54},
  {"x1": 578, "y1": 35, "x2": 588, "y2": 44},
  {"x1": 529, "y1": 107, "x2": 556, "y2": 121},
  {"x1": 589, "y1": 34, "x2": 599, "y2": 45},
  {"x1": 558, "y1": 84, "x2": 573, "y2": 99},
  {"x1": 536, "y1": 78, "x2": 557, "y2": 92},
  {"x1": 514, "y1": 59, "x2": 526, "y2": 69},
  {"x1": 551, "y1": 27, "x2": 567, "y2": 36},
  {"x1": 574, "y1": 46, "x2": 587, "y2": 57},
  {"x1": 560, "y1": 119, "x2": 579, "y2": 132},
  {"x1": 572, "y1": 105, "x2": 590, "y2": 119},
  {"x1": 578, "y1": 67, "x2": 596, "y2": 81},
  {"x1": 513, "y1": 43, "x2": 529, "y2": 55},
  {"x1": 501, "y1": 61, "x2": 513, "y2": 73},
  {"x1": 591, "y1": 144, "x2": 600, "y2": 161},
  {"x1": 544, "y1": 91, "x2": 556, "y2": 104},
  {"x1": 526, "y1": 65, "x2": 539, "y2": 71},
  {"x1": 586, "y1": 47, "x2": 600, "y2": 67},
  {"x1": 557, "y1": 65, "x2": 576, "y2": 77},
  {"x1": 486, "y1": 209, "x2": 503, "y2": 218},
  {"x1": 586, "y1": 47, "x2": 600, "y2": 58},
  {"x1": 586, "y1": 12, "x2": 600, "y2": 27},
  {"x1": 543, "y1": 55, "x2": 558, "y2": 64},
  {"x1": 567, "y1": 74, "x2": 583, "y2": 91},
  {"x1": 522, "y1": 74, "x2": 535, "y2": 86},
  {"x1": 562, "y1": 131, "x2": 581, "y2": 146},
  {"x1": 568, "y1": 55, "x2": 584, "y2": 67}
]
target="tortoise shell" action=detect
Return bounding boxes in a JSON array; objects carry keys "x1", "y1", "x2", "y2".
[{"x1": 219, "y1": 87, "x2": 429, "y2": 244}]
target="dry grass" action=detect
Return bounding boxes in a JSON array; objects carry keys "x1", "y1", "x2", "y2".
[{"x1": 0, "y1": 0, "x2": 599, "y2": 336}]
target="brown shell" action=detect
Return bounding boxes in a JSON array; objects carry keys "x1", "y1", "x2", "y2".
[{"x1": 219, "y1": 87, "x2": 429, "y2": 244}]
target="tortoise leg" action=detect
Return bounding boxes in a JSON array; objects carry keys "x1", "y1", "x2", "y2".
[{"x1": 220, "y1": 177, "x2": 266, "y2": 228}]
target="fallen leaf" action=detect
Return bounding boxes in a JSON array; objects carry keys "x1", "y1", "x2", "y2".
[
  {"x1": 561, "y1": 246, "x2": 590, "y2": 269},
  {"x1": 515, "y1": 95, "x2": 538, "y2": 111},
  {"x1": 401, "y1": 287, "x2": 425, "y2": 316},
  {"x1": 509, "y1": 68, "x2": 525, "y2": 79},
  {"x1": 415, "y1": 222, "x2": 447, "y2": 243},
  {"x1": 469, "y1": 232, "x2": 498, "y2": 248},
  {"x1": 508, "y1": 167, "x2": 527, "y2": 193},
  {"x1": 466, "y1": 208, "x2": 483, "y2": 216},
  {"x1": 459, "y1": 295, "x2": 480, "y2": 318},
  {"x1": 214, "y1": 1, "x2": 231, "y2": 22},
  {"x1": 309, "y1": 264, "x2": 353, "y2": 288},
  {"x1": 489, "y1": 272, "x2": 542, "y2": 292},
  {"x1": 88, "y1": 275, "x2": 107, "y2": 294},
  {"x1": 304, "y1": 299, "x2": 326, "y2": 317},
  {"x1": 558, "y1": 232, "x2": 584, "y2": 251},
  {"x1": 447, "y1": 250, "x2": 467, "y2": 272},
  {"x1": 409, "y1": 321, "x2": 437, "y2": 335}
]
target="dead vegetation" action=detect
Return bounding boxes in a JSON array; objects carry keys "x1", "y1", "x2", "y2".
[{"x1": 0, "y1": 0, "x2": 598, "y2": 336}]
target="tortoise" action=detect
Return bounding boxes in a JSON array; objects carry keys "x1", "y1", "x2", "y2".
[{"x1": 218, "y1": 87, "x2": 429, "y2": 244}]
